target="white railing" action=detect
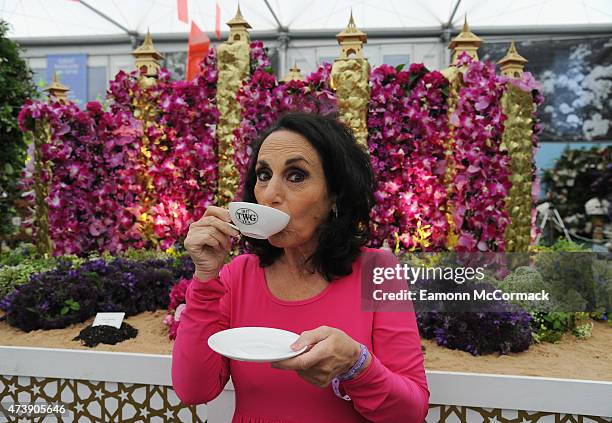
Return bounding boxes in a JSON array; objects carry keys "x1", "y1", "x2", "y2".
[{"x1": 1, "y1": 346, "x2": 610, "y2": 422}]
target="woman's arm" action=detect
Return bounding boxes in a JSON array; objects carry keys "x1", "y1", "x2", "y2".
[
  {"x1": 342, "y1": 310, "x2": 430, "y2": 423},
  {"x1": 171, "y1": 265, "x2": 232, "y2": 405}
]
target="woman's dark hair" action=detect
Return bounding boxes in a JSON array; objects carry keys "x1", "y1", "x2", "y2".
[{"x1": 242, "y1": 112, "x2": 376, "y2": 281}]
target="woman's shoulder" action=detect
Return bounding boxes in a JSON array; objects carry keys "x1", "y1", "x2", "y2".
[
  {"x1": 358, "y1": 246, "x2": 400, "y2": 268},
  {"x1": 361, "y1": 246, "x2": 390, "y2": 255},
  {"x1": 360, "y1": 246, "x2": 397, "y2": 260}
]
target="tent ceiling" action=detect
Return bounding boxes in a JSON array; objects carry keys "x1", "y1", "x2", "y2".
[{"x1": 1, "y1": 0, "x2": 612, "y2": 39}]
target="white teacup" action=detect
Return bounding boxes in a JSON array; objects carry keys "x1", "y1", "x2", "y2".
[{"x1": 228, "y1": 202, "x2": 290, "y2": 239}]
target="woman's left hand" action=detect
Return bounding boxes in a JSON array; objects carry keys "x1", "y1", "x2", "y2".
[{"x1": 271, "y1": 326, "x2": 369, "y2": 387}]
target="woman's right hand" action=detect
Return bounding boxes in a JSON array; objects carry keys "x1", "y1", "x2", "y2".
[{"x1": 184, "y1": 206, "x2": 240, "y2": 281}]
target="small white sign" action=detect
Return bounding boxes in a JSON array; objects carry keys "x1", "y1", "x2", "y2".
[{"x1": 92, "y1": 312, "x2": 125, "y2": 329}]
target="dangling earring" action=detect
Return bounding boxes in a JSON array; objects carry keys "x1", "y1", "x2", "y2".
[{"x1": 332, "y1": 205, "x2": 338, "y2": 219}]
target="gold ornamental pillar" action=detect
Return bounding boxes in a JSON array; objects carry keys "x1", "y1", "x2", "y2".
[
  {"x1": 448, "y1": 17, "x2": 483, "y2": 64},
  {"x1": 499, "y1": 41, "x2": 533, "y2": 252},
  {"x1": 441, "y1": 17, "x2": 483, "y2": 249},
  {"x1": 33, "y1": 73, "x2": 70, "y2": 255},
  {"x1": 132, "y1": 30, "x2": 164, "y2": 89},
  {"x1": 44, "y1": 72, "x2": 70, "y2": 102},
  {"x1": 331, "y1": 12, "x2": 371, "y2": 150},
  {"x1": 130, "y1": 32, "x2": 164, "y2": 245},
  {"x1": 30, "y1": 119, "x2": 53, "y2": 256},
  {"x1": 215, "y1": 6, "x2": 252, "y2": 206}
]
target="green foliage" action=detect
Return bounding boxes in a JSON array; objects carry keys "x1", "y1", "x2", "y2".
[
  {"x1": 494, "y1": 240, "x2": 610, "y2": 342},
  {"x1": 573, "y1": 322, "x2": 593, "y2": 339},
  {"x1": 531, "y1": 310, "x2": 600, "y2": 343},
  {"x1": 534, "y1": 246, "x2": 598, "y2": 311},
  {"x1": 572, "y1": 312, "x2": 594, "y2": 340},
  {"x1": 532, "y1": 238, "x2": 590, "y2": 252},
  {"x1": 0, "y1": 257, "x2": 58, "y2": 298},
  {"x1": 498, "y1": 266, "x2": 553, "y2": 313},
  {"x1": 60, "y1": 298, "x2": 81, "y2": 315},
  {"x1": 86, "y1": 247, "x2": 186, "y2": 265},
  {"x1": 531, "y1": 311, "x2": 573, "y2": 343},
  {"x1": 0, "y1": 243, "x2": 37, "y2": 266},
  {"x1": 592, "y1": 258, "x2": 612, "y2": 318},
  {"x1": 0, "y1": 244, "x2": 86, "y2": 298},
  {"x1": 0, "y1": 19, "x2": 37, "y2": 239},
  {"x1": 0, "y1": 246, "x2": 187, "y2": 299}
]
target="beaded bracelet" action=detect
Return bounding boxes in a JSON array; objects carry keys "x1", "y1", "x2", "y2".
[{"x1": 331, "y1": 344, "x2": 369, "y2": 401}]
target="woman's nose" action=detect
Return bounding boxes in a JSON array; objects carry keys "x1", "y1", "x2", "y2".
[{"x1": 258, "y1": 175, "x2": 284, "y2": 206}]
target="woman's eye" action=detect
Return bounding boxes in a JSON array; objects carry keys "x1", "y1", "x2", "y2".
[
  {"x1": 288, "y1": 170, "x2": 306, "y2": 183},
  {"x1": 256, "y1": 170, "x2": 271, "y2": 181}
]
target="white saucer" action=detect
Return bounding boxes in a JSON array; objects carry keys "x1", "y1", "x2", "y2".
[{"x1": 208, "y1": 327, "x2": 308, "y2": 362}]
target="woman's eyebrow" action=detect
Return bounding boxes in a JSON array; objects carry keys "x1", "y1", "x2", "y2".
[
  {"x1": 285, "y1": 156, "x2": 309, "y2": 166},
  {"x1": 256, "y1": 157, "x2": 309, "y2": 167}
]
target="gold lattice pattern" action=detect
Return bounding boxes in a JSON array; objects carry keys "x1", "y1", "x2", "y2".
[
  {"x1": 427, "y1": 404, "x2": 611, "y2": 423},
  {"x1": 1, "y1": 375, "x2": 610, "y2": 422},
  {"x1": 0, "y1": 375, "x2": 205, "y2": 422}
]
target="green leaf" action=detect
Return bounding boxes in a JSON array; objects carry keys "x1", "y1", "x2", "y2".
[
  {"x1": 60, "y1": 306, "x2": 69, "y2": 315},
  {"x1": 408, "y1": 73, "x2": 420, "y2": 88},
  {"x1": 70, "y1": 302, "x2": 80, "y2": 311},
  {"x1": 394, "y1": 64, "x2": 405, "y2": 72}
]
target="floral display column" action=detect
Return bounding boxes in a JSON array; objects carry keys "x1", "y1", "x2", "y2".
[
  {"x1": 130, "y1": 32, "x2": 163, "y2": 245},
  {"x1": 331, "y1": 12, "x2": 370, "y2": 150},
  {"x1": 441, "y1": 18, "x2": 483, "y2": 250},
  {"x1": 499, "y1": 42, "x2": 533, "y2": 252},
  {"x1": 215, "y1": 6, "x2": 251, "y2": 206},
  {"x1": 32, "y1": 73, "x2": 69, "y2": 255}
]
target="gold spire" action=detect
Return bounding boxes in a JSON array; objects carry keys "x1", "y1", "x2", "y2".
[
  {"x1": 132, "y1": 30, "x2": 163, "y2": 58},
  {"x1": 227, "y1": 5, "x2": 252, "y2": 43},
  {"x1": 448, "y1": 15, "x2": 483, "y2": 63},
  {"x1": 498, "y1": 40, "x2": 528, "y2": 78},
  {"x1": 336, "y1": 10, "x2": 367, "y2": 59},
  {"x1": 44, "y1": 72, "x2": 70, "y2": 102},
  {"x1": 461, "y1": 16, "x2": 469, "y2": 33},
  {"x1": 227, "y1": 5, "x2": 252, "y2": 28},
  {"x1": 131, "y1": 29, "x2": 164, "y2": 77},
  {"x1": 282, "y1": 62, "x2": 305, "y2": 82}
]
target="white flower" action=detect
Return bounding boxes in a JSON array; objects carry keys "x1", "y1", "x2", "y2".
[
  {"x1": 559, "y1": 103, "x2": 574, "y2": 114},
  {"x1": 566, "y1": 114, "x2": 581, "y2": 126},
  {"x1": 582, "y1": 113, "x2": 610, "y2": 139}
]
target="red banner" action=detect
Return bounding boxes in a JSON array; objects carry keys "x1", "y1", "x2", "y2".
[
  {"x1": 215, "y1": 1, "x2": 221, "y2": 39},
  {"x1": 187, "y1": 21, "x2": 210, "y2": 81},
  {"x1": 177, "y1": 0, "x2": 188, "y2": 23}
]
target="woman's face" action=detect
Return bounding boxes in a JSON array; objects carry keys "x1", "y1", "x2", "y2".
[{"x1": 254, "y1": 130, "x2": 333, "y2": 249}]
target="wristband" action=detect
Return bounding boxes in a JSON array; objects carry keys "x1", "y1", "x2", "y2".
[{"x1": 331, "y1": 344, "x2": 369, "y2": 401}]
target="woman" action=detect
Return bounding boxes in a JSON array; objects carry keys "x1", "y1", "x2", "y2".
[{"x1": 172, "y1": 112, "x2": 429, "y2": 422}]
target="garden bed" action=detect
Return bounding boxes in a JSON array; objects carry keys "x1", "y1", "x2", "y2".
[{"x1": 1, "y1": 311, "x2": 610, "y2": 382}]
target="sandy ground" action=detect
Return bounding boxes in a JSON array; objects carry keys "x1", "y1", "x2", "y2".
[
  {"x1": 422, "y1": 321, "x2": 612, "y2": 381},
  {"x1": 1, "y1": 312, "x2": 611, "y2": 381},
  {"x1": 0, "y1": 310, "x2": 174, "y2": 355}
]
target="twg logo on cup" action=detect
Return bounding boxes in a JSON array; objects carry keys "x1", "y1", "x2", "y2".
[{"x1": 235, "y1": 208, "x2": 258, "y2": 225}]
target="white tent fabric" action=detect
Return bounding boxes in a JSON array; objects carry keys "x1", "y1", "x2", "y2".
[{"x1": 2, "y1": 0, "x2": 612, "y2": 39}]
